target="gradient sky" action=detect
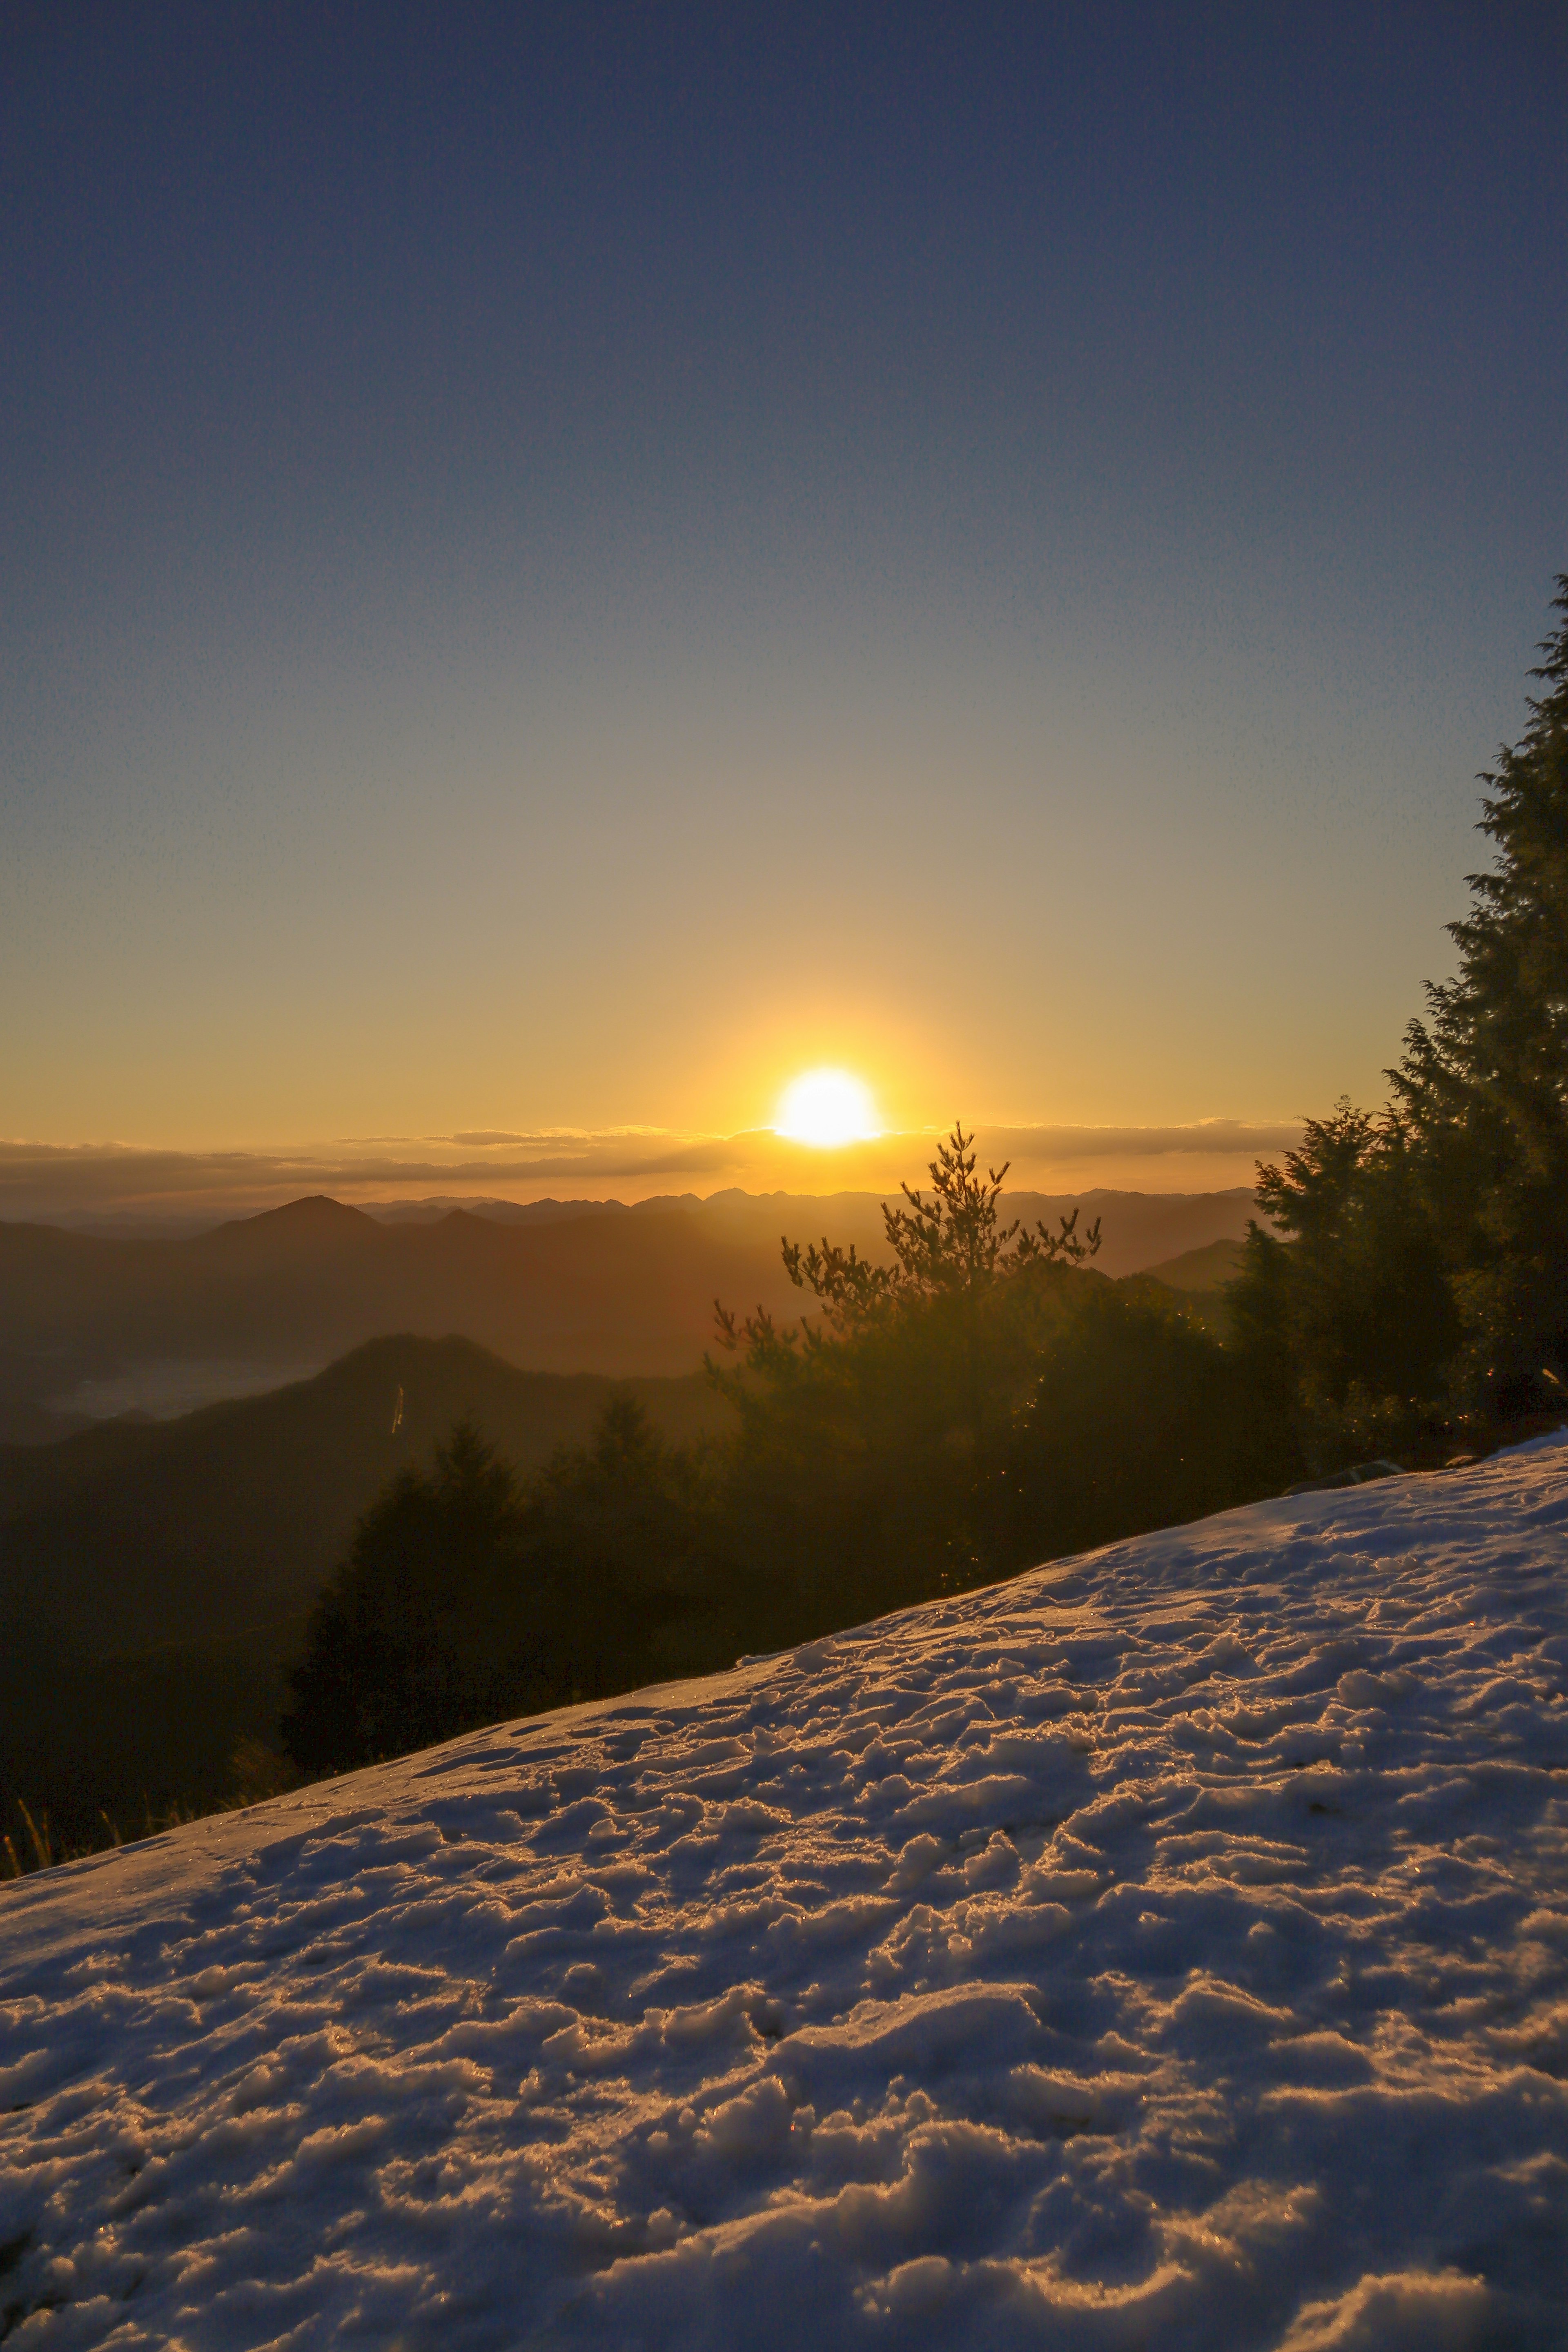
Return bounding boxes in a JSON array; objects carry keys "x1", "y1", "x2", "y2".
[{"x1": 4, "y1": 1, "x2": 1566, "y2": 1172}]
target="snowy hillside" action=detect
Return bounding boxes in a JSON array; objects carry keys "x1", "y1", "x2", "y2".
[{"x1": 3, "y1": 1438, "x2": 1567, "y2": 2349}]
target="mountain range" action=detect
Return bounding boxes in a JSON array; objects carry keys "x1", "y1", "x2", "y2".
[{"x1": 0, "y1": 1185, "x2": 1258, "y2": 1439}]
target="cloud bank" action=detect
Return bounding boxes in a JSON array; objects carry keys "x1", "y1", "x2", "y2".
[{"x1": 0, "y1": 1122, "x2": 1301, "y2": 1230}]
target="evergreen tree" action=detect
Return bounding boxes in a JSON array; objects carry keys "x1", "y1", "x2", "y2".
[
  {"x1": 281, "y1": 1420, "x2": 528, "y2": 1774},
  {"x1": 708, "y1": 1126, "x2": 1105, "y2": 1617},
  {"x1": 1392, "y1": 578, "x2": 1568, "y2": 1408},
  {"x1": 1229, "y1": 1100, "x2": 1459, "y2": 1466},
  {"x1": 282, "y1": 1405, "x2": 728, "y2": 1777},
  {"x1": 512, "y1": 1395, "x2": 728, "y2": 1685},
  {"x1": 710, "y1": 1126, "x2": 1289, "y2": 1617}
]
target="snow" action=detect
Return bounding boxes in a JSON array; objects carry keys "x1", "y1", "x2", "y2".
[{"x1": 3, "y1": 1436, "x2": 1567, "y2": 2349}]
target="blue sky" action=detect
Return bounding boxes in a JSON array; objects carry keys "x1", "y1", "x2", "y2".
[{"x1": 3, "y1": 1, "x2": 1565, "y2": 1165}]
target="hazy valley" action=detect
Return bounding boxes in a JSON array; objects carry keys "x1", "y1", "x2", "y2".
[{"x1": 0, "y1": 1184, "x2": 1256, "y2": 1441}]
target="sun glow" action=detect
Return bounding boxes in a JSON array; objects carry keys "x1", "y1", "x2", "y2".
[{"x1": 774, "y1": 1069, "x2": 880, "y2": 1147}]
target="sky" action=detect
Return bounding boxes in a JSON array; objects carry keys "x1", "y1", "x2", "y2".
[{"x1": 3, "y1": 1, "x2": 1566, "y2": 1210}]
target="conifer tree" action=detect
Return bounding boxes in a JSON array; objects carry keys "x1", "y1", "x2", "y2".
[{"x1": 1392, "y1": 578, "x2": 1568, "y2": 1407}]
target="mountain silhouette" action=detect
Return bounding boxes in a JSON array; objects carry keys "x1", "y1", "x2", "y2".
[{"x1": 0, "y1": 1187, "x2": 1258, "y2": 1438}]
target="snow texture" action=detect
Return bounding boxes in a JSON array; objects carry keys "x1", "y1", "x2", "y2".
[{"x1": 3, "y1": 1435, "x2": 1568, "y2": 2348}]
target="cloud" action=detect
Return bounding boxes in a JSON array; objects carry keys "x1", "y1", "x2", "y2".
[
  {"x1": 0, "y1": 1120, "x2": 1302, "y2": 1229},
  {"x1": 946, "y1": 1121, "x2": 1303, "y2": 1163}
]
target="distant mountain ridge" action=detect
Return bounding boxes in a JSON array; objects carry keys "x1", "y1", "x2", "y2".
[
  {"x1": 0, "y1": 1198, "x2": 799, "y2": 1431},
  {"x1": 1136, "y1": 1236, "x2": 1245, "y2": 1292},
  {"x1": 0, "y1": 1186, "x2": 1259, "y2": 1439},
  {"x1": 354, "y1": 1185, "x2": 1258, "y2": 1258}
]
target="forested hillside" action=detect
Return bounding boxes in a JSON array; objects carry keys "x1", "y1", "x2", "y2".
[{"x1": 0, "y1": 1337, "x2": 728, "y2": 1839}]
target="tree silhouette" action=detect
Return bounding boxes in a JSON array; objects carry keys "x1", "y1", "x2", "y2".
[{"x1": 1392, "y1": 577, "x2": 1568, "y2": 1406}]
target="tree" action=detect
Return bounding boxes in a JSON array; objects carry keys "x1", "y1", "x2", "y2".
[
  {"x1": 715, "y1": 1123, "x2": 1100, "y2": 1358},
  {"x1": 1230, "y1": 577, "x2": 1568, "y2": 1440},
  {"x1": 709, "y1": 1125, "x2": 1294, "y2": 1619},
  {"x1": 1392, "y1": 578, "x2": 1568, "y2": 1410},
  {"x1": 281, "y1": 1420, "x2": 528, "y2": 1775},
  {"x1": 282, "y1": 1405, "x2": 731, "y2": 1778},
  {"x1": 512, "y1": 1396, "x2": 730, "y2": 1685},
  {"x1": 1228, "y1": 1098, "x2": 1461, "y2": 1463},
  {"x1": 709, "y1": 1126, "x2": 1117, "y2": 1619},
  {"x1": 997, "y1": 1279, "x2": 1298, "y2": 1560}
]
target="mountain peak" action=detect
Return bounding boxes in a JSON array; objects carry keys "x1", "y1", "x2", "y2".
[
  {"x1": 239, "y1": 1194, "x2": 373, "y2": 1227},
  {"x1": 196, "y1": 1195, "x2": 383, "y2": 1249}
]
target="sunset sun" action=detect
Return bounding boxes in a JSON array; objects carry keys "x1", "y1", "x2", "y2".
[{"x1": 774, "y1": 1069, "x2": 880, "y2": 1147}]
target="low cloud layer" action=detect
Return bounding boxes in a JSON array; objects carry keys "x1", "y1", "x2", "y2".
[{"x1": 0, "y1": 1121, "x2": 1301, "y2": 1230}]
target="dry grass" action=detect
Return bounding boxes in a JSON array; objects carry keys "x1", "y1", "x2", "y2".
[{"x1": 2, "y1": 1740, "x2": 300, "y2": 1880}]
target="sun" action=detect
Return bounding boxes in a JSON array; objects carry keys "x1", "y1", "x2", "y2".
[{"x1": 774, "y1": 1068, "x2": 880, "y2": 1147}]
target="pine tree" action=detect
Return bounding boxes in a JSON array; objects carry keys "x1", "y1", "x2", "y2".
[
  {"x1": 1228, "y1": 1099, "x2": 1460, "y2": 1466},
  {"x1": 1392, "y1": 578, "x2": 1568, "y2": 1408}
]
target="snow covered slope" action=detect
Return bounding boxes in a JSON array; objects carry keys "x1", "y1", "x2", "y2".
[{"x1": 3, "y1": 1437, "x2": 1567, "y2": 2350}]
